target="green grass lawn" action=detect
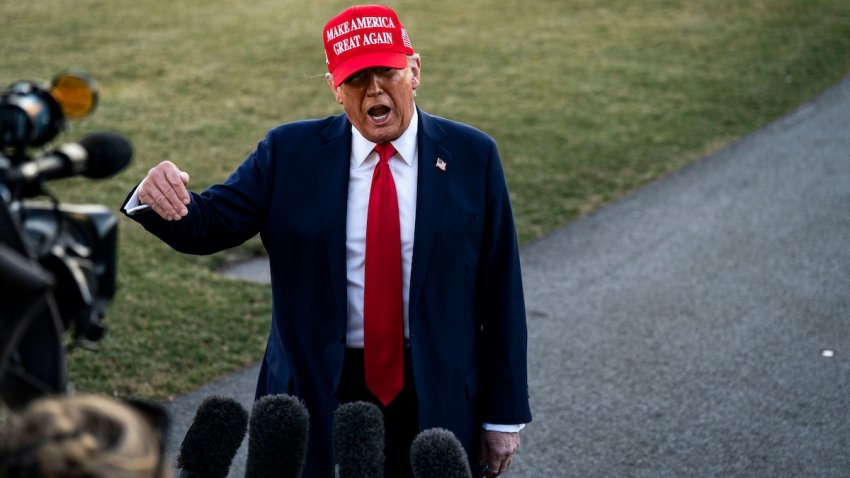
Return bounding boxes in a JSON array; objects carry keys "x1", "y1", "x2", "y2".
[{"x1": 1, "y1": 0, "x2": 849, "y2": 400}]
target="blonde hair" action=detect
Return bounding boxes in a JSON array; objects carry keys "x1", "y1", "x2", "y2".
[{"x1": 3, "y1": 394, "x2": 169, "y2": 478}]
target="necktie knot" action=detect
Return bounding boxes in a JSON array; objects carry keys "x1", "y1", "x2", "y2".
[{"x1": 374, "y1": 142, "x2": 397, "y2": 165}]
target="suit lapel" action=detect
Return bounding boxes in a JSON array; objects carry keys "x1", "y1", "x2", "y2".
[
  {"x1": 315, "y1": 114, "x2": 352, "y2": 314},
  {"x1": 410, "y1": 110, "x2": 450, "y2": 313}
]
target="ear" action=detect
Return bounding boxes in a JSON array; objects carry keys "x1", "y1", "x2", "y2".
[
  {"x1": 326, "y1": 74, "x2": 343, "y2": 104},
  {"x1": 409, "y1": 56, "x2": 421, "y2": 90}
]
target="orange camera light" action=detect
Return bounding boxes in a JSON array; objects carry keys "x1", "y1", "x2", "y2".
[{"x1": 49, "y1": 71, "x2": 98, "y2": 119}]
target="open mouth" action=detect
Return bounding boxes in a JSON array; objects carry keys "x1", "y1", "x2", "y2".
[{"x1": 368, "y1": 105, "x2": 391, "y2": 124}]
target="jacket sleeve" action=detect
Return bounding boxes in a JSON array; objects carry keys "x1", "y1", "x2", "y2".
[
  {"x1": 121, "y1": 131, "x2": 277, "y2": 255},
  {"x1": 476, "y1": 140, "x2": 533, "y2": 425}
]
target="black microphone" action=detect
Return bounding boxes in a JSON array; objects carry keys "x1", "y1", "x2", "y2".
[
  {"x1": 244, "y1": 394, "x2": 310, "y2": 478},
  {"x1": 16, "y1": 131, "x2": 132, "y2": 183},
  {"x1": 176, "y1": 395, "x2": 248, "y2": 478},
  {"x1": 333, "y1": 401, "x2": 385, "y2": 478},
  {"x1": 410, "y1": 428, "x2": 473, "y2": 478}
]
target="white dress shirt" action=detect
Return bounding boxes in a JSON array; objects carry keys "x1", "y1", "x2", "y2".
[{"x1": 345, "y1": 110, "x2": 419, "y2": 348}]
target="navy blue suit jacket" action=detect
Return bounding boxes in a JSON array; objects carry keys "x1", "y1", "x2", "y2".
[{"x1": 126, "y1": 109, "x2": 531, "y2": 476}]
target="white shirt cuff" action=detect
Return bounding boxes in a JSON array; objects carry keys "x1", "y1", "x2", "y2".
[
  {"x1": 123, "y1": 186, "x2": 150, "y2": 215},
  {"x1": 482, "y1": 423, "x2": 526, "y2": 433}
]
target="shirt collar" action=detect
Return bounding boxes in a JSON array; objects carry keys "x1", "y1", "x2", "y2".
[{"x1": 351, "y1": 107, "x2": 418, "y2": 167}]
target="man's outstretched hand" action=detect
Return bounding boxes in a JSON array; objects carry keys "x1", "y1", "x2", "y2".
[{"x1": 138, "y1": 160, "x2": 191, "y2": 221}]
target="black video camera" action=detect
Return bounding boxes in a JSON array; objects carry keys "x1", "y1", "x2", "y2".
[{"x1": 0, "y1": 72, "x2": 132, "y2": 410}]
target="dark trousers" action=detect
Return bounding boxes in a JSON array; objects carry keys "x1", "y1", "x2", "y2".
[{"x1": 337, "y1": 348, "x2": 419, "y2": 478}]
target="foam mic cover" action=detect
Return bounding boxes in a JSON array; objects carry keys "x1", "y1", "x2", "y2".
[
  {"x1": 76, "y1": 132, "x2": 133, "y2": 178},
  {"x1": 410, "y1": 428, "x2": 473, "y2": 478},
  {"x1": 333, "y1": 401, "x2": 385, "y2": 478},
  {"x1": 176, "y1": 395, "x2": 248, "y2": 478},
  {"x1": 244, "y1": 394, "x2": 310, "y2": 478}
]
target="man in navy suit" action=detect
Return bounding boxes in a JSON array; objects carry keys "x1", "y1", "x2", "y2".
[{"x1": 124, "y1": 5, "x2": 531, "y2": 477}]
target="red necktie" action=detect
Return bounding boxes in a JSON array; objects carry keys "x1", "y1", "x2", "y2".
[{"x1": 364, "y1": 142, "x2": 404, "y2": 406}]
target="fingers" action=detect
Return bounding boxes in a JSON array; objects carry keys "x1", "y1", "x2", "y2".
[
  {"x1": 138, "y1": 161, "x2": 191, "y2": 221},
  {"x1": 480, "y1": 431, "x2": 520, "y2": 477}
]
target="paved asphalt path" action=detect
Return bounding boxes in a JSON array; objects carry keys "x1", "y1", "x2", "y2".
[{"x1": 166, "y1": 76, "x2": 850, "y2": 477}]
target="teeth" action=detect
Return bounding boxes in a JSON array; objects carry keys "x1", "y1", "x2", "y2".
[
  {"x1": 370, "y1": 111, "x2": 389, "y2": 121},
  {"x1": 369, "y1": 106, "x2": 390, "y2": 121}
]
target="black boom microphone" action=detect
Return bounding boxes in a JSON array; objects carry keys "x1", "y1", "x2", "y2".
[
  {"x1": 12, "y1": 131, "x2": 132, "y2": 186},
  {"x1": 244, "y1": 394, "x2": 310, "y2": 478},
  {"x1": 410, "y1": 428, "x2": 473, "y2": 478},
  {"x1": 333, "y1": 401, "x2": 385, "y2": 478},
  {"x1": 176, "y1": 395, "x2": 249, "y2": 478}
]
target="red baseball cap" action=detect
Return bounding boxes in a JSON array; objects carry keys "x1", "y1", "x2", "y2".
[{"x1": 324, "y1": 5, "x2": 415, "y2": 87}]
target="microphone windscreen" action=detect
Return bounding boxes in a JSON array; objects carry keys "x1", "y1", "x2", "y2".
[
  {"x1": 333, "y1": 401, "x2": 385, "y2": 478},
  {"x1": 245, "y1": 394, "x2": 310, "y2": 478},
  {"x1": 410, "y1": 428, "x2": 473, "y2": 478},
  {"x1": 176, "y1": 395, "x2": 248, "y2": 478},
  {"x1": 77, "y1": 131, "x2": 133, "y2": 178}
]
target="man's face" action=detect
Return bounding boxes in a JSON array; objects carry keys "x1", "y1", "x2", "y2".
[{"x1": 328, "y1": 57, "x2": 420, "y2": 144}]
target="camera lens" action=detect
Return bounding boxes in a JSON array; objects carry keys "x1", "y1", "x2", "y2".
[{"x1": 0, "y1": 82, "x2": 64, "y2": 149}]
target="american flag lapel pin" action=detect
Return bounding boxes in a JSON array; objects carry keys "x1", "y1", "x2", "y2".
[{"x1": 436, "y1": 158, "x2": 447, "y2": 171}]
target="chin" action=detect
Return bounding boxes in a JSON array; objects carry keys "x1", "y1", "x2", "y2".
[{"x1": 366, "y1": 128, "x2": 399, "y2": 144}]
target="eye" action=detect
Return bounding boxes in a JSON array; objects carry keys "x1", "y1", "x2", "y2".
[
  {"x1": 344, "y1": 71, "x2": 366, "y2": 86},
  {"x1": 344, "y1": 67, "x2": 396, "y2": 86},
  {"x1": 377, "y1": 68, "x2": 398, "y2": 79}
]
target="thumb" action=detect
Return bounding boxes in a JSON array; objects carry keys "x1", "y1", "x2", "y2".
[{"x1": 180, "y1": 171, "x2": 190, "y2": 185}]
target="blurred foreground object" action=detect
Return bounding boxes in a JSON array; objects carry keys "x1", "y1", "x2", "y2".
[{"x1": 0, "y1": 394, "x2": 170, "y2": 478}]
